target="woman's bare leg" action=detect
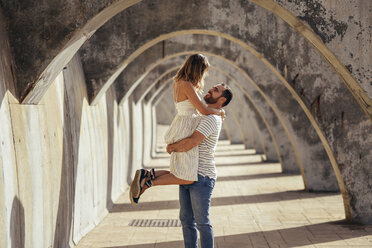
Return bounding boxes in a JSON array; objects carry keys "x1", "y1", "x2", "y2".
[
  {"x1": 152, "y1": 170, "x2": 170, "y2": 178},
  {"x1": 140, "y1": 171, "x2": 193, "y2": 194},
  {"x1": 152, "y1": 173, "x2": 193, "y2": 186}
]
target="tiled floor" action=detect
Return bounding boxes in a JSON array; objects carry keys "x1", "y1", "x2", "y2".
[{"x1": 77, "y1": 140, "x2": 372, "y2": 248}]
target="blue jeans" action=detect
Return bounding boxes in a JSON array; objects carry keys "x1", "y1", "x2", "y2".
[{"x1": 179, "y1": 174, "x2": 216, "y2": 248}]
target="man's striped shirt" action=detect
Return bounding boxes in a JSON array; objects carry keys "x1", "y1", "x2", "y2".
[{"x1": 196, "y1": 114, "x2": 222, "y2": 179}]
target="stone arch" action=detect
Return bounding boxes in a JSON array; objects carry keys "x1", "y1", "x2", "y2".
[
  {"x1": 5, "y1": 0, "x2": 140, "y2": 104},
  {"x1": 118, "y1": 50, "x2": 295, "y2": 170},
  {"x1": 131, "y1": 64, "x2": 251, "y2": 162},
  {"x1": 96, "y1": 21, "x2": 370, "y2": 220},
  {"x1": 115, "y1": 47, "x2": 322, "y2": 186},
  {"x1": 112, "y1": 34, "x2": 338, "y2": 188},
  {"x1": 3, "y1": 0, "x2": 370, "y2": 223},
  {"x1": 146, "y1": 69, "x2": 257, "y2": 153},
  {"x1": 6, "y1": 0, "x2": 369, "y2": 120},
  {"x1": 146, "y1": 64, "x2": 281, "y2": 162},
  {"x1": 110, "y1": 37, "x2": 358, "y2": 220}
]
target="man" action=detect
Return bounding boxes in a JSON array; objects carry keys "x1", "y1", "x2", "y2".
[{"x1": 167, "y1": 83, "x2": 233, "y2": 248}]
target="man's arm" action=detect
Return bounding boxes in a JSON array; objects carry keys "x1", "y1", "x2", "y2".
[{"x1": 166, "y1": 130, "x2": 206, "y2": 154}]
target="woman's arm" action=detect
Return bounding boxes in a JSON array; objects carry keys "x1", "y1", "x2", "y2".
[{"x1": 181, "y1": 82, "x2": 223, "y2": 116}]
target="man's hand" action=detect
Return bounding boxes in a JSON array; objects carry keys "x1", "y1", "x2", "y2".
[
  {"x1": 166, "y1": 144, "x2": 174, "y2": 154},
  {"x1": 165, "y1": 131, "x2": 206, "y2": 154}
]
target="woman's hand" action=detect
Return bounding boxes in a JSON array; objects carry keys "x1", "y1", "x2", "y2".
[{"x1": 219, "y1": 109, "x2": 225, "y2": 121}]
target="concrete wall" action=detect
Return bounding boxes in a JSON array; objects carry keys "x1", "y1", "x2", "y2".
[
  {"x1": 142, "y1": 102, "x2": 154, "y2": 166},
  {"x1": 0, "y1": 12, "x2": 22, "y2": 247},
  {"x1": 155, "y1": 85, "x2": 175, "y2": 125},
  {"x1": 0, "y1": 25, "x2": 131, "y2": 246}
]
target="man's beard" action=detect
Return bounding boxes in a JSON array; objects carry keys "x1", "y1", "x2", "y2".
[{"x1": 204, "y1": 93, "x2": 219, "y2": 104}]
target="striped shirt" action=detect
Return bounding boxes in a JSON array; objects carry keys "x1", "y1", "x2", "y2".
[{"x1": 196, "y1": 114, "x2": 222, "y2": 179}]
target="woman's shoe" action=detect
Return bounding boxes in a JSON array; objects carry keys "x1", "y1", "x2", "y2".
[
  {"x1": 149, "y1": 168, "x2": 156, "y2": 180},
  {"x1": 129, "y1": 169, "x2": 147, "y2": 206},
  {"x1": 130, "y1": 169, "x2": 148, "y2": 199},
  {"x1": 129, "y1": 190, "x2": 136, "y2": 206},
  {"x1": 129, "y1": 170, "x2": 154, "y2": 206},
  {"x1": 145, "y1": 178, "x2": 153, "y2": 188},
  {"x1": 130, "y1": 190, "x2": 140, "y2": 206}
]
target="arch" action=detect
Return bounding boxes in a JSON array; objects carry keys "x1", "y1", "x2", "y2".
[
  {"x1": 118, "y1": 50, "x2": 303, "y2": 175},
  {"x1": 112, "y1": 40, "x2": 349, "y2": 217},
  {"x1": 19, "y1": 0, "x2": 370, "y2": 122},
  {"x1": 112, "y1": 35, "x2": 332, "y2": 178},
  {"x1": 134, "y1": 64, "x2": 266, "y2": 164},
  {"x1": 147, "y1": 64, "x2": 282, "y2": 163},
  {"x1": 142, "y1": 69, "x2": 247, "y2": 147},
  {"x1": 210, "y1": 67, "x2": 280, "y2": 162},
  {"x1": 148, "y1": 73, "x2": 248, "y2": 148},
  {"x1": 250, "y1": 0, "x2": 372, "y2": 119},
  {"x1": 20, "y1": 0, "x2": 141, "y2": 104},
  {"x1": 206, "y1": 69, "x2": 266, "y2": 153},
  {"x1": 11, "y1": 0, "x2": 365, "y2": 222},
  {"x1": 122, "y1": 51, "x2": 289, "y2": 167},
  {"x1": 10, "y1": 5, "x2": 371, "y2": 223}
]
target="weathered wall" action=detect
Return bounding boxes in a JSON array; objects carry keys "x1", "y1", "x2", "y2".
[
  {"x1": 274, "y1": 0, "x2": 372, "y2": 98},
  {"x1": 0, "y1": 3, "x2": 371, "y2": 248},
  {"x1": 0, "y1": 0, "x2": 119, "y2": 102}
]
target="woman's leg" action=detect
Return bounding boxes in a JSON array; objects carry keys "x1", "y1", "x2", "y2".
[
  {"x1": 140, "y1": 171, "x2": 193, "y2": 194},
  {"x1": 147, "y1": 169, "x2": 193, "y2": 185},
  {"x1": 151, "y1": 169, "x2": 170, "y2": 178},
  {"x1": 153, "y1": 173, "x2": 193, "y2": 186}
]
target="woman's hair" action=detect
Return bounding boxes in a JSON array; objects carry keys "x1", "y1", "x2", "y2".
[{"x1": 174, "y1": 54, "x2": 210, "y2": 92}]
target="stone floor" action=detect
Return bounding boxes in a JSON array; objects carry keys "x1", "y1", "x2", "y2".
[{"x1": 76, "y1": 141, "x2": 372, "y2": 248}]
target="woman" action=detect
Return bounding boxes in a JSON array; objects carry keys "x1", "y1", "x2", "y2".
[{"x1": 130, "y1": 54, "x2": 223, "y2": 205}]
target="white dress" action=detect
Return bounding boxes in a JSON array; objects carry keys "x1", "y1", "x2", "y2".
[{"x1": 164, "y1": 99, "x2": 201, "y2": 181}]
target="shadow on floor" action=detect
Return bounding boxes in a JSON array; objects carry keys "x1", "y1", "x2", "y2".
[
  {"x1": 110, "y1": 190, "x2": 340, "y2": 213},
  {"x1": 217, "y1": 172, "x2": 297, "y2": 181},
  {"x1": 154, "y1": 150, "x2": 257, "y2": 158},
  {"x1": 105, "y1": 220, "x2": 372, "y2": 248},
  {"x1": 215, "y1": 161, "x2": 273, "y2": 167},
  {"x1": 144, "y1": 160, "x2": 277, "y2": 170}
]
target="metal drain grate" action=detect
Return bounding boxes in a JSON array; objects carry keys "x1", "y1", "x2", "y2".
[{"x1": 129, "y1": 219, "x2": 181, "y2": 227}]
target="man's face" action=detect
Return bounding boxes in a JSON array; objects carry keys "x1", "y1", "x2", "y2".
[{"x1": 204, "y1": 84, "x2": 225, "y2": 104}]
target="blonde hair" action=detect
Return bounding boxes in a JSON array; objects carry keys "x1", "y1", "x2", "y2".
[{"x1": 174, "y1": 54, "x2": 210, "y2": 92}]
